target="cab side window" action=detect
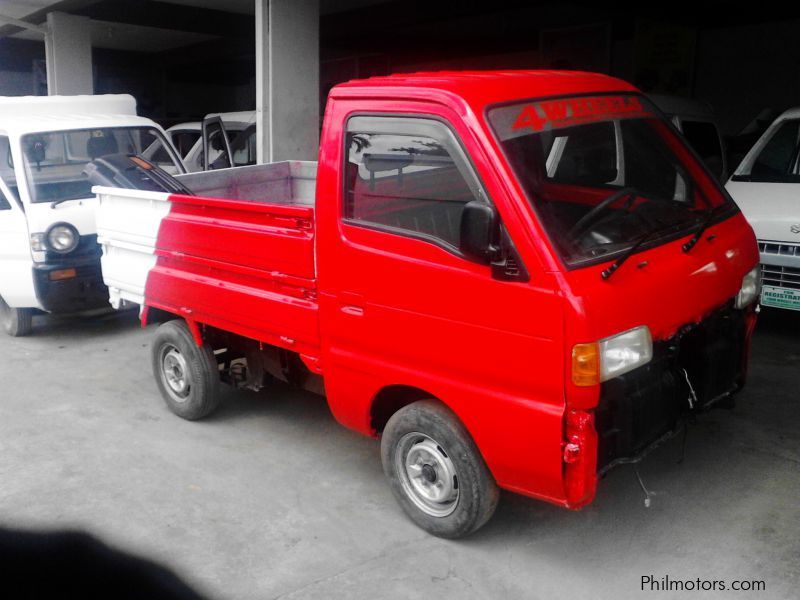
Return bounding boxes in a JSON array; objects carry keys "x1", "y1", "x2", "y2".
[
  {"x1": 0, "y1": 135, "x2": 17, "y2": 210},
  {"x1": 344, "y1": 117, "x2": 485, "y2": 250}
]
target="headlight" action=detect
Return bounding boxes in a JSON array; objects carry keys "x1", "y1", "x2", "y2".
[
  {"x1": 572, "y1": 326, "x2": 653, "y2": 386},
  {"x1": 735, "y1": 266, "x2": 761, "y2": 309},
  {"x1": 46, "y1": 223, "x2": 79, "y2": 254}
]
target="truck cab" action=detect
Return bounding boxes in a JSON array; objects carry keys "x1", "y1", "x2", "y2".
[
  {"x1": 96, "y1": 71, "x2": 759, "y2": 537},
  {"x1": 0, "y1": 94, "x2": 183, "y2": 336},
  {"x1": 726, "y1": 107, "x2": 800, "y2": 311}
]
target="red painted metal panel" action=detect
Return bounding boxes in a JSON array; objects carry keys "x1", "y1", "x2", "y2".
[{"x1": 145, "y1": 193, "x2": 319, "y2": 355}]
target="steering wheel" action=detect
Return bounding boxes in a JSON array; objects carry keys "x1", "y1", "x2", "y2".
[{"x1": 567, "y1": 187, "x2": 638, "y2": 241}]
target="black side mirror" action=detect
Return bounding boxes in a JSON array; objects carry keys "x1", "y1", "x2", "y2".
[{"x1": 460, "y1": 200, "x2": 498, "y2": 264}]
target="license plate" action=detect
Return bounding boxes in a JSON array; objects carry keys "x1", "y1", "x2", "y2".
[{"x1": 761, "y1": 285, "x2": 800, "y2": 311}]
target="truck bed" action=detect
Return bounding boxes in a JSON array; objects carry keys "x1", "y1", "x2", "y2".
[{"x1": 95, "y1": 160, "x2": 321, "y2": 358}]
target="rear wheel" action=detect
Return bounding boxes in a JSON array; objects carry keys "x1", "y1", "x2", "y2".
[
  {"x1": 0, "y1": 296, "x2": 33, "y2": 337},
  {"x1": 381, "y1": 400, "x2": 499, "y2": 538},
  {"x1": 151, "y1": 320, "x2": 220, "y2": 420}
]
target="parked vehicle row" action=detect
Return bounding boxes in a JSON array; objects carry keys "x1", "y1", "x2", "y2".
[
  {"x1": 93, "y1": 71, "x2": 760, "y2": 538},
  {"x1": 2, "y1": 70, "x2": 794, "y2": 538}
]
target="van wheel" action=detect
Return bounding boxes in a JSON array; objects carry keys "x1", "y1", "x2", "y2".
[
  {"x1": 0, "y1": 296, "x2": 33, "y2": 337},
  {"x1": 151, "y1": 320, "x2": 220, "y2": 420},
  {"x1": 381, "y1": 400, "x2": 499, "y2": 538}
]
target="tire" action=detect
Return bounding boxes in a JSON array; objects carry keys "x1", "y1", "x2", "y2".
[
  {"x1": 151, "y1": 320, "x2": 221, "y2": 420},
  {"x1": 0, "y1": 296, "x2": 33, "y2": 337},
  {"x1": 381, "y1": 400, "x2": 500, "y2": 538}
]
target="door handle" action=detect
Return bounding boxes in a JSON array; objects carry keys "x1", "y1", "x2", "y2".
[{"x1": 338, "y1": 292, "x2": 365, "y2": 316}]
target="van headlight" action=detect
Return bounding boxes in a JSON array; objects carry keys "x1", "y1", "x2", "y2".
[
  {"x1": 735, "y1": 266, "x2": 761, "y2": 309},
  {"x1": 572, "y1": 326, "x2": 653, "y2": 386},
  {"x1": 46, "y1": 223, "x2": 79, "y2": 254}
]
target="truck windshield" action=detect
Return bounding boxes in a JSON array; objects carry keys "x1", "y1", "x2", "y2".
[
  {"x1": 488, "y1": 95, "x2": 734, "y2": 266},
  {"x1": 21, "y1": 127, "x2": 180, "y2": 204}
]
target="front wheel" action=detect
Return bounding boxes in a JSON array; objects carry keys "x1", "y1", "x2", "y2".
[
  {"x1": 0, "y1": 296, "x2": 33, "y2": 337},
  {"x1": 151, "y1": 320, "x2": 221, "y2": 420},
  {"x1": 381, "y1": 400, "x2": 499, "y2": 538}
]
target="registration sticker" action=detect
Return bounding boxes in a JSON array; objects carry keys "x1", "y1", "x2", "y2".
[{"x1": 761, "y1": 285, "x2": 800, "y2": 311}]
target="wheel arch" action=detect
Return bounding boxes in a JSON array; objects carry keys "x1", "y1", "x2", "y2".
[{"x1": 369, "y1": 384, "x2": 474, "y2": 437}]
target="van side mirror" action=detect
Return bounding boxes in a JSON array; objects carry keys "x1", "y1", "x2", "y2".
[{"x1": 460, "y1": 201, "x2": 498, "y2": 264}]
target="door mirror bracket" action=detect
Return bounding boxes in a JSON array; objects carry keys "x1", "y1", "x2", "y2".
[{"x1": 490, "y1": 227, "x2": 529, "y2": 282}]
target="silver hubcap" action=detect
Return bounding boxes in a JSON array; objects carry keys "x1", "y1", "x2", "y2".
[
  {"x1": 160, "y1": 345, "x2": 190, "y2": 402},
  {"x1": 395, "y1": 432, "x2": 459, "y2": 517}
]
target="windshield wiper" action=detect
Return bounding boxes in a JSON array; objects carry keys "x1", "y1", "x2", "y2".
[
  {"x1": 682, "y1": 205, "x2": 725, "y2": 253},
  {"x1": 600, "y1": 224, "x2": 672, "y2": 280},
  {"x1": 51, "y1": 198, "x2": 74, "y2": 208}
]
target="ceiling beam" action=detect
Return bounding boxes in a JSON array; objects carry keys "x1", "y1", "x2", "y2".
[
  {"x1": 0, "y1": 0, "x2": 102, "y2": 39},
  {"x1": 70, "y1": 0, "x2": 253, "y2": 37},
  {"x1": 0, "y1": 14, "x2": 47, "y2": 34}
]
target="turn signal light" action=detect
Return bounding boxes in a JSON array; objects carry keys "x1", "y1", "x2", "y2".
[
  {"x1": 571, "y1": 342, "x2": 600, "y2": 386},
  {"x1": 49, "y1": 268, "x2": 77, "y2": 281}
]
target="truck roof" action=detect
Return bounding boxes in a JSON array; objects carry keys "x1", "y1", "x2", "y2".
[
  {"x1": 331, "y1": 70, "x2": 638, "y2": 106},
  {"x1": 0, "y1": 93, "x2": 153, "y2": 136}
]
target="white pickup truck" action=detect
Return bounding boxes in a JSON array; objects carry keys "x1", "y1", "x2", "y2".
[
  {"x1": 0, "y1": 94, "x2": 184, "y2": 335},
  {"x1": 726, "y1": 107, "x2": 800, "y2": 311}
]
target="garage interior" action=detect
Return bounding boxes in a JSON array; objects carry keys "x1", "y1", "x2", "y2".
[
  {"x1": 3, "y1": 1, "x2": 800, "y2": 156},
  {"x1": 0, "y1": 1, "x2": 798, "y2": 599}
]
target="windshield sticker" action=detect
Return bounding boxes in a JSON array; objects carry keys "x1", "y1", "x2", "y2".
[{"x1": 491, "y1": 95, "x2": 653, "y2": 140}]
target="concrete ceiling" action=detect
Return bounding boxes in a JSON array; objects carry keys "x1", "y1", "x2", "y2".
[
  {"x1": 0, "y1": 0, "x2": 60, "y2": 20},
  {"x1": 11, "y1": 17, "x2": 220, "y2": 51},
  {"x1": 0, "y1": 0, "x2": 395, "y2": 49}
]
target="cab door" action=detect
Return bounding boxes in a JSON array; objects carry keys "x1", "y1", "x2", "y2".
[
  {"x1": 0, "y1": 135, "x2": 35, "y2": 307},
  {"x1": 317, "y1": 109, "x2": 567, "y2": 499},
  {"x1": 201, "y1": 116, "x2": 233, "y2": 170}
]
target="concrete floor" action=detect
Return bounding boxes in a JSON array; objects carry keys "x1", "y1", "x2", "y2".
[{"x1": 0, "y1": 308, "x2": 798, "y2": 600}]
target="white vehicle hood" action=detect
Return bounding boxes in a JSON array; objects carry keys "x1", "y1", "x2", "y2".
[
  {"x1": 726, "y1": 180, "x2": 800, "y2": 243},
  {"x1": 24, "y1": 197, "x2": 99, "y2": 237}
]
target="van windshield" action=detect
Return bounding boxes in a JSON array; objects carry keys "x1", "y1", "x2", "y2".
[
  {"x1": 21, "y1": 127, "x2": 180, "y2": 204},
  {"x1": 488, "y1": 95, "x2": 735, "y2": 267}
]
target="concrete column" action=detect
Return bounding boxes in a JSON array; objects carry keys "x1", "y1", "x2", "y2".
[
  {"x1": 256, "y1": 0, "x2": 319, "y2": 163},
  {"x1": 45, "y1": 11, "x2": 93, "y2": 95}
]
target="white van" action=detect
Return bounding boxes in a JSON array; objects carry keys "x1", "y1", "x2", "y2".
[
  {"x1": 726, "y1": 107, "x2": 800, "y2": 311},
  {"x1": 0, "y1": 94, "x2": 184, "y2": 336}
]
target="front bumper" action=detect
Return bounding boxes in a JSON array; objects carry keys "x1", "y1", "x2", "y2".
[
  {"x1": 595, "y1": 301, "x2": 754, "y2": 472},
  {"x1": 758, "y1": 241, "x2": 800, "y2": 310},
  {"x1": 32, "y1": 259, "x2": 109, "y2": 314}
]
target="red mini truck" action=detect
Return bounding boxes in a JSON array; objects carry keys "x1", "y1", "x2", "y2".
[{"x1": 94, "y1": 71, "x2": 759, "y2": 538}]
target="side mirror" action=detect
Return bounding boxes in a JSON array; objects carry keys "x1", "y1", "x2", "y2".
[{"x1": 460, "y1": 200, "x2": 498, "y2": 264}]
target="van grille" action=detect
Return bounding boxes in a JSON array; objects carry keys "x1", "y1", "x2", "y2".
[
  {"x1": 761, "y1": 264, "x2": 800, "y2": 290},
  {"x1": 758, "y1": 240, "x2": 800, "y2": 257}
]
